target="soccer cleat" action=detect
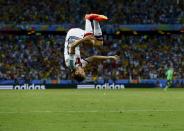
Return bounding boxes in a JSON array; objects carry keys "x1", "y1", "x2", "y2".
[
  {"x1": 85, "y1": 13, "x2": 98, "y2": 20},
  {"x1": 85, "y1": 13, "x2": 108, "y2": 21},
  {"x1": 94, "y1": 15, "x2": 108, "y2": 21}
]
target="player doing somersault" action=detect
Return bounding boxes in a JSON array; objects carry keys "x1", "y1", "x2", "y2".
[{"x1": 64, "y1": 13, "x2": 119, "y2": 82}]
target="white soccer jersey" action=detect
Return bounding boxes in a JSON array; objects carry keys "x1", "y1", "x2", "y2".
[{"x1": 64, "y1": 28, "x2": 88, "y2": 70}]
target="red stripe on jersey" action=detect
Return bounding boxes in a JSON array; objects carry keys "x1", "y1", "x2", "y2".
[{"x1": 75, "y1": 58, "x2": 82, "y2": 66}]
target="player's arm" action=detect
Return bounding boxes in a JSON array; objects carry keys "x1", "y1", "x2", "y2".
[{"x1": 85, "y1": 55, "x2": 119, "y2": 63}]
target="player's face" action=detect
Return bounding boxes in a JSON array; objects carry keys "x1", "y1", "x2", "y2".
[{"x1": 75, "y1": 67, "x2": 85, "y2": 77}]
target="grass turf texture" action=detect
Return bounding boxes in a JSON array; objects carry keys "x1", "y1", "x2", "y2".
[{"x1": 0, "y1": 88, "x2": 184, "y2": 131}]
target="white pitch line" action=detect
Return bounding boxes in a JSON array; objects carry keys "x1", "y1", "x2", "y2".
[{"x1": 0, "y1": 109, "x2": 184, "y2": 114}]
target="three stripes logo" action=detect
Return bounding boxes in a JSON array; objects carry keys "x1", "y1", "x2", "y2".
[
  {"x1": 0, "y1": 85, "x2": 13, "y2": 90},
  {"x1": 0, "y1": 84, "x2": 45, "y2": 90}
]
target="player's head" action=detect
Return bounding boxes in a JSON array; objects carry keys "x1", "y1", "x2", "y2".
[{"x1": 72, "y1": 66, "x2": 85, "y2": 82}]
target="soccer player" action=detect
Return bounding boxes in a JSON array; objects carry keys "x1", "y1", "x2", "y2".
[
  {"x1": 64, "y1": 13, "x2": 119, "y2": 82},
  {"x1": 164, "y1": 67, "x2": 174, "y2": 90}
]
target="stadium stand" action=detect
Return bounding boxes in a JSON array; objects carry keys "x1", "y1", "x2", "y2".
[
  {"x1": 0, "y1": 34, "x2": 183, "y2": 80},
  {"x1": 0, "y1": 0, "x2": 183, "y2": 24},
  {"x1": 0, "y1": 0, "x2": 183, "y2": 84}
]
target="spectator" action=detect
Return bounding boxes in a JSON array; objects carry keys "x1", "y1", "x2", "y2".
[
  {"x1": 0, "y1": 34, "x2": 183, "y2": 80},
  {"x1": 0, "y1": 0, "x2": 183, "y2": 24}
]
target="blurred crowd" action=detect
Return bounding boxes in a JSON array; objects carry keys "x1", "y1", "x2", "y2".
[
  {"x1": 0, "y1": 34, "x2": 184, "y2": 80},
  {"x1": 95, "y1": 34, "x2": 184, "y2": 80},
  {"x1": 0, "y1": 35, "x2": 65, "y2": 80},
  {"x1": 0, "y1": 0, "x2": 183, "y2": 24}
]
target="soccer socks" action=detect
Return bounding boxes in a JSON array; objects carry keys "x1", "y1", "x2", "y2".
[
  {"x1": 164, "y1": 80, "x2": 172, "y2": 91},
  {"x1": 84, "y1": 19, "x2": 93, "y2": 37},
  {"x1": 93, "y1": 20, "x2": 103, "y2": 41},
  {"x1": 84, "y1": 19, "x2": 103, "y2": 41}
]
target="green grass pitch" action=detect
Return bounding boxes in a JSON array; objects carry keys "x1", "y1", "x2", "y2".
[{"x1": 0, "y1": 88, "x2": 184, "y2": 131}]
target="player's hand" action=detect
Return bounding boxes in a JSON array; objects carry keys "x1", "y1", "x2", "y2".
[{"x1": 109, "y1": 55, "x2": 120, "y2": 61}]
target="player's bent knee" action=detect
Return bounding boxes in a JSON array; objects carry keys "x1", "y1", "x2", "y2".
[{"x1": 95, "y1": 40, "x2": 103, "y2": 46}]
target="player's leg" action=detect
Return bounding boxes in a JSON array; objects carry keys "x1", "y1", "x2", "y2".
[
  {"x1": 85, "y1": 13, "x2": 108, "y2": 46},
  {"x1": 69, "y1": 13, "x2": 108, "y2": 52},
  {"x1": 93, "y1": 20, "x2": 103, "y2": 46},
  {"x1": 164, "y1": 80, "x2": 169, "y2": 91},
  {"x1": 84, "y1": 19, "x2": 93, "y2": 37},
  {"x1": 69, "y1": 18, "x2": 95, "y2": 53},
  {"x1": 164, "y1": 79, "x2": 172, "y2": 90},
  {"x1": 168, "y1": 80, "x2": 173, "y2": 87}
]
